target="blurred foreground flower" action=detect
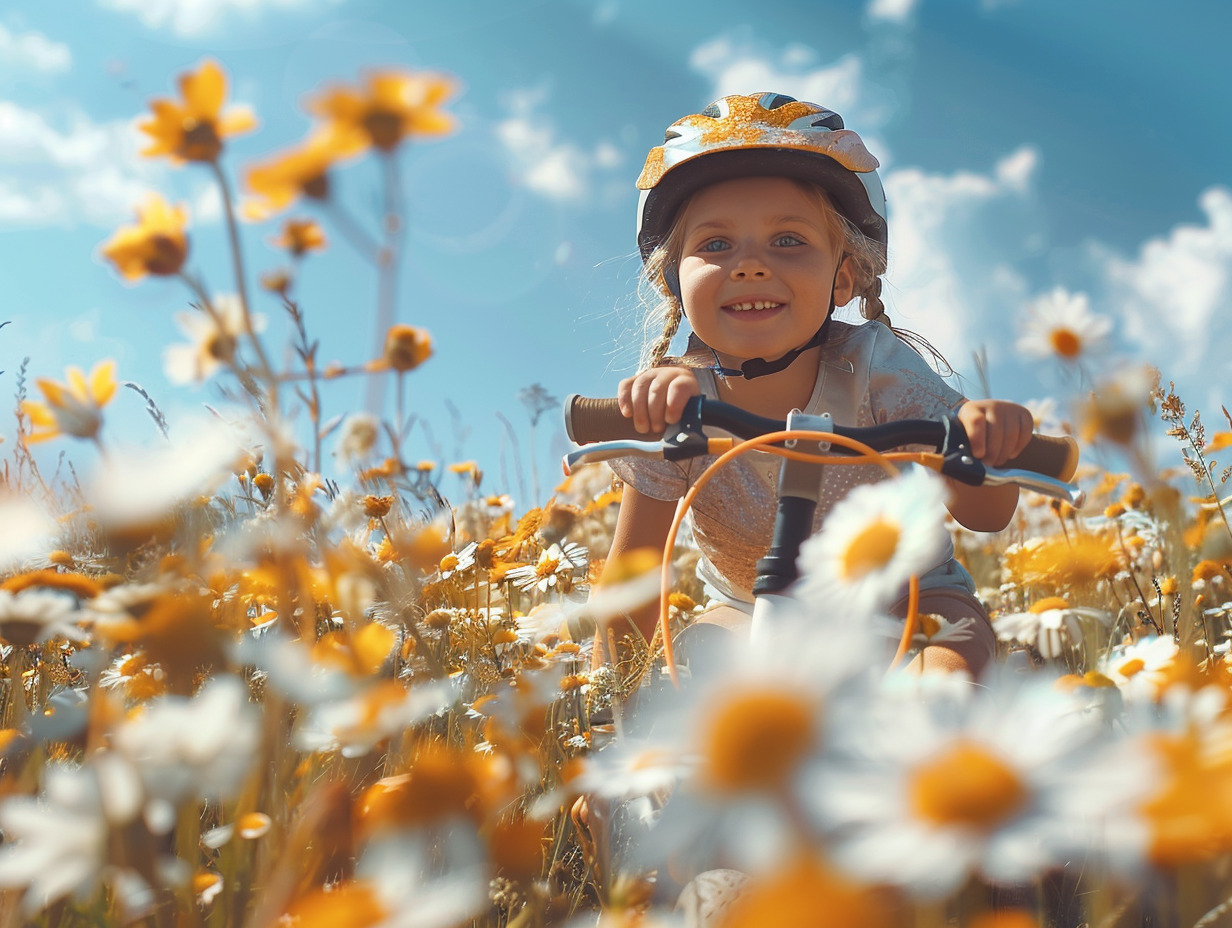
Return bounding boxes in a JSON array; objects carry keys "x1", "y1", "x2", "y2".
[
  {"x1": 816, "y1": 674, "x2": 1151, "y2": 897},
  {"x1": 243, "y1": 128, "x2": 365, "y2": 219},
  {"x1": 164, "y1": 293, "x2": 266, "y2": 384},
  {"x1": 99, "y1": 193, "x2": 189, "y2": 281},
  {"x1": 0, "y1": 764, "x2": 131, "y2": 917},
  {"x1": 138, "y1": 58, "x2": 256, "y2": 164},
  {"x1": 307, "y1": 69, "x2": 457, "y2": 153},
  {"x1": 1017, "y1": 287, "x2": 1111, "y2": 364},
  {"x1": 21, "y1": 360, "x2": 117, "y2": 444}
]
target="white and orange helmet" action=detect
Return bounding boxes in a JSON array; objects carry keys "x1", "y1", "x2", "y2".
[{"x1": 635, "y1": 92, "x2": 887, "y2": 261}]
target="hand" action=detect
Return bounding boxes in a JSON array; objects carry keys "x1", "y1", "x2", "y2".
[
  {"x1": 956, "y1": 399, "x2": 1034, "y2": 467},
  {"x1": 617, "y1": 366, "x2": 701, "y2": 434}
]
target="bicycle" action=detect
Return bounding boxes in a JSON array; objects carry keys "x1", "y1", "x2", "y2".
[{"x1": 560, "y1": 395, "x2": 1085, "y2": 911}]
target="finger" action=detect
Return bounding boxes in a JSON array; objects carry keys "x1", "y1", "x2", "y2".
[
  {"x1": 628, "y1": 376, "x2": 652, "y2": 433},
  {"x1": 664, "y1": 376, "x2": 699, "y2": 425},
  {"x1": 963, "y1": 416, "x2": 987, "y2": 461},
  {"x1": 617, "y1": 377, "x2": 634, "y2": 418},
  {"x1": 646, "y1": 377, "x2": 668, "y2": 434}
]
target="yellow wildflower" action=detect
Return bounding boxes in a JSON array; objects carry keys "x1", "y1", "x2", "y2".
[
  {"x1": 99, "y1": 193, "x2": 189, "y2": 281},
  {"x1": 372, "y1": 324, "x2": 433, "y2": 372},
  {"x1": 242, "y1": 128, "x2": 364, "y2": 219},
  {"x1": 306, "y1": 69, "x2": 457, "y2": 153},
  {"x1": 21, "y1": 360, "x2": 118, "y2": 444},
  {"x1": 138, "y1": 58, "x2": 256, "y2": 164},
  {"x1": 270, "y1": 217, "x2": 326, "y2": 256}
]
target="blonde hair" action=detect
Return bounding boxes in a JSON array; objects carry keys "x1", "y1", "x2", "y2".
[{"x1": 637, "y1": 179, "x2": 951, "y2": 375}]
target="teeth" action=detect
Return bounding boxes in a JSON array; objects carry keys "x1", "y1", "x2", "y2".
[{"x1": 728, "y1": 301, "x2": 781, "y2": 311}]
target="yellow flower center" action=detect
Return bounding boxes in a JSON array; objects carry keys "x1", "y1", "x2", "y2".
[
  {"x1": 178, "y1": 118, "x2": 222, "y2": 162},
  {"x1": 1117, "y1": 657, "x2": 1146, "y2": 678},
  {"x1": 1049, "y1": 327, "x2": 1082, "y2": 358},
  {"x1": 535, "y1": 556, "x2": 560, "y2": 579},
  {"x1": 702, "y1": 688, "x2": 815, "y2": 792},
  {"x1": 840, "y1": 518, "x2": 900, "y2": 580},
  {"x1": 909, "y1": 740, "x2": 1027, "y2": 828},
  {"x1": 363, "y1": 108, "x2": 404, "y2": 151},
  {"x1": 146, "y1": 234, "x2": 188, "y2": 277}
]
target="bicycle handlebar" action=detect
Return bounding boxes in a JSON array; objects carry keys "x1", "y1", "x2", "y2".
[
  {"x1": 563, "y1": 393, "x2": 1084, "y2": 508},
  {"x1": 564, "y1": 394, "x2": 1079, "y2": 482}
]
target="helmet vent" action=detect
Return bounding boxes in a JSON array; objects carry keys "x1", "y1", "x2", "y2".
[
  {"x1": 760, "y1": 93, "x2": 798, "y2": 110},
  {"x1": 664, "y1": 129, "x2": 682, "y2": 141},
  {"x1": 810, "y1": 113, "x2": 845, "y2": 130},
  {"x1": 700, "y1": 103, "x2": 722, "y2": 118}
]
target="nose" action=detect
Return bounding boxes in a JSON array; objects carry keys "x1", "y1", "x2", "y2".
[{"x1": 730, "y1": 254, "x2": 771, "y2": 280}]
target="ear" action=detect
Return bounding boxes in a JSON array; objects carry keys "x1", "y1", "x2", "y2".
[{"x1": 832, "y1": 255, "x2": 857, "y2": 307}]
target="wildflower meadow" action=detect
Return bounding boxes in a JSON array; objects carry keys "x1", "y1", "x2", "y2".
[{"x1": 3, "y1": 58, "x2": 1232, "y2": 928}]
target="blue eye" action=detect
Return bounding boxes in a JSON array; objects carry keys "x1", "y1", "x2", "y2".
[
  {"x1": 699, "y1": 239, "x2": 729, "y2": 253},
  {"x1": 774, "y1": 234, "x2": 804, "y2": 247}
]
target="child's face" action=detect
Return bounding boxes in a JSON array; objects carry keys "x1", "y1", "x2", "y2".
[{"x1": 676, "y1": 176, "x2": 853, "y2": 363}]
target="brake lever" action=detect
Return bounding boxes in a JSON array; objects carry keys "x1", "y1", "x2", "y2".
[
  {"x1": 661, "y1": 395, "x2": 711, "y2": 462},
  {"x1": 937, "y1": 413, "x2": 987, "y2": 486}
]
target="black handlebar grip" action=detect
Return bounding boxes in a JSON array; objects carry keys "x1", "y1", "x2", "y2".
[
  {"x1": 563, "y1": 394, "x2": 1080, "y2": 482},
  {"x1": 1001, "y1": 433, "x2": 1080, "y2": 482},
  {"x1": 564, "y1": 394, "x2": 650, "y2": 443}
]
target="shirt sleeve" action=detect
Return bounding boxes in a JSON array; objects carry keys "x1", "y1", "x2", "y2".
[
  {"x1": 605, "y1": 454, "x2": 693, "y2": 502},
  {"x1": 867, "y1": 326, "x2": 966, "y2": 424}
]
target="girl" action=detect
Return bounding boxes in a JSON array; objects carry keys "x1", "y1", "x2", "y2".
[{"x1": 603, "y1": 92, "x2": 1035, "y2": 677}]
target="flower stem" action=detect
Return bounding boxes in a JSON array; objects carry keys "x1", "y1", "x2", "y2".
[
  {"x1": 210, "y1": 160, "x2": 277, "y2": 395},
  {"x1": 364, "y1": 152, "x2": 405, "y2": 416}
]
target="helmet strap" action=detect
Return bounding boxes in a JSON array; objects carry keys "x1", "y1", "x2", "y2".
[{"x1": 700, "y1": 260, "x2": 843, "y2": 381}]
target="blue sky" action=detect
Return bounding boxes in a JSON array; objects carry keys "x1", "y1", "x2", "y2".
[{"x1": 1, "y1": 0, "x2": 1229, "y2": 504}]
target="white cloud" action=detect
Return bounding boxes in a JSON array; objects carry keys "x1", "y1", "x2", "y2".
[
  {"x1": 688, "y1": 36, "x2": 892, "y2": 165},
  {"x1": 867, "y1": 0, "x2": 919, "y2": 23},
  {"x1": 876, "y1": 147, "x2": 1039, "y2": 366},
  {"x1": 1102, "y1": 186, "x2": 1232, "y2": 388},
  {"x1": 495, "y1": 88, "x2": 623, "y2": 202},
  {"x1": 0, "y1": 23, "x2": 71, "y2": 73},
  {"x1": 0, "y1": 102, "x2": 156, "y2": 227},
  {"x1": 96, "y1": 0, "x2": 341, "y2": 37}
]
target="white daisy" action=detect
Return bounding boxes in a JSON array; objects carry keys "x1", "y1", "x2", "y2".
[
  {"x1": 606, "y1": 602, "x2": 883, "y2": 878},
  {"x1": 812, "y1": 671, "x2": 1153, "y2": 897},
  {"x1": 0, "y1": 496, "x2": 57, "y2": 572},
  {"x1": 794, "y1": 467, "x2": 950, "y2": 620},
  {"x1": 994, "y1": 597, "x2": 1112, "y2": 660},
  {"x1": 1017, "y1": 287, "x2": 1112, "y2": 363},
  {"x1": 162, "y1": 293, "x2": 266, "y2": 385},
  {"x1": 111, "y1": 676, "x2": 262, "y2": 825},
  {"x1": 1098, "y1": 634, "x2": 1182, "y2": 700},
  {"x1": 0, "y1": 588, "x2": 86, "y2": 646},
  {"x1": 0, "y1": 764, "x2": 132, "y2": 916},
  {"x1": 504, "y1": 541, "x2": 588, "y2": 595}
]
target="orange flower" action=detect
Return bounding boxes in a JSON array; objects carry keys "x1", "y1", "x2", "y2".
[
  {"x1": 243, "y1": 128, "x2": 364, "y2": 219},
  {"x1": 99, "y1": 193, "x2": 189, "y2": 281},
  {"x1": 138, "y1": 58, "x2": 256, "y2": 164},
  {"x1": 306, "y1": 69, "x2": 457, "y2": 153},
  {"x1": 373, "y1": 324, "x2": 433, "y2": 372},
  {"x1": 270, "y1": 218, "x2": 327, "y2": 256},
  {"x1": 21, "y1": 360, "x2": 118, "y2": 444}
]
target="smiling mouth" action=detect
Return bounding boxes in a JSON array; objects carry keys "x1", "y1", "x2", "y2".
[{"x1": 724, "y1": 301, "x2": 784, "y2": 312}]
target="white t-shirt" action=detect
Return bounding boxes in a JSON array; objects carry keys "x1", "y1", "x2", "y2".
[{"x1": 607, "y1": 320, "x2": 973, "y2": 605}]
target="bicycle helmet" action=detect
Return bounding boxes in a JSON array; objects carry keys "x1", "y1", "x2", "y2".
[{"x1": 635, "y1": 92, "x2": 887, "y2": 262}]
